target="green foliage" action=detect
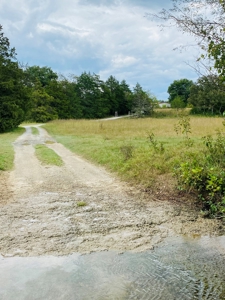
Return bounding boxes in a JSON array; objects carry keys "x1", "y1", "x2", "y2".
[
  {"x1": 171, "y1": 96, "x2": 186, "y2": 109},
  {"x1": 24, "y1": 65, "x2": 58, "y2": 87},
  {"x1": 189, "y1": 75, "x2": 225, "y2": 115},
  {"x1": 167, "y1": 79, "x2": 193, "y2": 105},
  {"x1": 29, "y1": 86, "x2": 58, "y2": 123},
  {"x1": 22, "y1": 70, "x2": 151, "y2": 123},
  {"x1": 175, "y1": 162, "x2": 225, "y2": 217},
  {"x1": 203, "y1": 130, "x2": 225, "y2": 166},
  {"x1": 174, "y1": 115, "x2": 193, "y2": 146},
  {"x1": 132, "y1": 83, "x2": 155, "y2": 117},
  {"x1": 75, "y1": 72, "x2": 110, "y2": 119},
  {"x1": 105, "y1": 76, "x2": 133, "y2": 116},
  {"x1": 46, "y1": 78, "x2": 82, "y2": 119},
  {"x1": 0, "y1": 25, "x2": 30, "y2": 132},
  {"x1": 175, "y1": 125, "x2": 225, "y2": 217}
]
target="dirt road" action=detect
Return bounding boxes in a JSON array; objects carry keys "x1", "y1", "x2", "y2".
[{"x1": 0, "y1": 126, "x2": 222, "y2": 257}]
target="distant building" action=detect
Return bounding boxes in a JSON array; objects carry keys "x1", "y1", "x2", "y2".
[{"x1": 158, "y1": 101, "x2": 171, "y2": 108}]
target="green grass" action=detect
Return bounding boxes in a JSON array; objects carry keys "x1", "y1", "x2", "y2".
[
  {"x1": 77, "y1": 201, "x2": 87, "y2": 207},
  {"x1": 35, "y1": 144, "x2": 64, "y2": 166},
  {"x1": 43, "y1": 117, "x2": 224, "y2": 189},
  {"x1": 0, "y1": 127, "x2": 25, "y2": 171},
  {"x1": 31, "y1": 127, "x2": 39, "y2": 135}
]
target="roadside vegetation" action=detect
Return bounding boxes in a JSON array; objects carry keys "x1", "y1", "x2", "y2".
[
  {"x1": 0, "y1": 128, "x2": 25, "y2": 171},
  {"x1": 35, "y1": 145, "x2": 64, "y2": 166},
  {"x1": 44, "y1": 114, "x2": 225, "y2": 218}
]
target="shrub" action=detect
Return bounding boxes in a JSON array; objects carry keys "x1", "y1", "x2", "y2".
[{"x1": 174, "y1": 130, "x2": 225, "y2": 217}]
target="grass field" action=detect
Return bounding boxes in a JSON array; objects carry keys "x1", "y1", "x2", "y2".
[
  {"x1": 0, "y1": 127, "x2": 25, "y2": 171},
  {"x1": 43, "y1": 116, "x2": 225, "y2": 189}
]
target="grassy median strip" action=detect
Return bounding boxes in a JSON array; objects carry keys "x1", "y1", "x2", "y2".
[
  {"x1": 35, "y1": 144, "x2": 64, "y2": 166},
  {"x1": 31, "y1": 127, "x2": 39, "y2": 135},
  {"x1": 0, "y1": 127, "x2": 25, "y2": 171}
]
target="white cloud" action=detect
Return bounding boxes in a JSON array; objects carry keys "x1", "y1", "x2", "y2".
[
  {"x1": 111, "y1": 54, "x2": 139, "y2": 68},
  {"x1": 0, "y1": 0, "x2": 200, "y2": 100}
]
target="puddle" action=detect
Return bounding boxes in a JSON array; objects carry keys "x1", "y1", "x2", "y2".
[{"x1": 0, "y1": 236, "x2": 225, "y2": 300}]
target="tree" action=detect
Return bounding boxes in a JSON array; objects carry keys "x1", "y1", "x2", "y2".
[
  {"x1": 132, "y1": 83, "x2": 154, "y2": 117},
  {"x1": 188, "y1": 74, "x2": 225, "y2": 114},
  {"x1": 24, "y1": 66, "x2": 70, "y2": 122},
  {"x1": 167, "y1": 79, "x2": 193, "y2": 106},
  {"x1": 105, "y1": 75, "x2": 121, "y2": 115},
  {"x1": 75, "y1": 72, "x2": 110, "y2": 118},
  {"x1": 24, "y1": 65, "x2": 58, "y2": 87},
  {"x1": 105, "y1": 76, "x2": 132, "y2": 116},
  {"x1": 0, "y1": 25, "x2": 30, "y2": 132},
  {"x1": 119, "y1": 80, "x2": 133, "y2": 115},
  {"x1": 46, "y1": 77, "x2": 82, "y2": 119},
  {"x1": 28, "y1": 81, "x2": 58, "y2": 123},
  {"x1": 155, "y1": 0, "x2": 225, "y2": 79}
]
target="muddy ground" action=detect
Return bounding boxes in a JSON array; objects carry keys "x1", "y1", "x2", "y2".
[{"x1": 0, "y1": 126, "x2": 223, "y2": 257}]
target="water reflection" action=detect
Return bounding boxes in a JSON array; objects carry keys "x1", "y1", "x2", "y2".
[{"x1": 1, "y1": 236, "x2": 225, "y2": 300}]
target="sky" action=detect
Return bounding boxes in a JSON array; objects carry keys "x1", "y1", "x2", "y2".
[{"x1": 0, "y1": 0, "x2": 200, "y2": 100}]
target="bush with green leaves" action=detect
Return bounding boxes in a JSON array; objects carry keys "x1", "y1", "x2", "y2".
[
  {"x1": 174, "y1": 129, "x2": 225, "y2": 217},
  {"x1": 203, "y1": 131, "x2": 225, "y2": 167},
  {"x1": 175, "y1": 161, "x2": 225, "y2": 216}
]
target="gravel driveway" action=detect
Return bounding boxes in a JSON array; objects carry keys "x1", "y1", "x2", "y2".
[{"x1": 0, "y1": 126, "x2": 222, "y2": 257}]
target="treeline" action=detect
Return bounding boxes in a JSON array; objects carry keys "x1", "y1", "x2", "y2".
[
  {"x1": 167, "y1": 76, "x2": 225, "y2": 115},
  {"x1": 0, "y1": 26, "x2": 157, "y2": 133},
  {"x1": 24, "y1": 67, "x2": 155, "y2": 122}
]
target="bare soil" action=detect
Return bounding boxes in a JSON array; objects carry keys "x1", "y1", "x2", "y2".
[{"x1": 0, "y1": 126, "x2": 223, "y2": 257}]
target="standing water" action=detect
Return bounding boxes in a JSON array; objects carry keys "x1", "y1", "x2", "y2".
[{"x1": 1, "y1": 236, "x2": 225, "y2": 300}]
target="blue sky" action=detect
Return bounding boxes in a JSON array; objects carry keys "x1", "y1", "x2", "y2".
[{"x1": 0, "y1": 0, "x2": 199, "y2": 100}]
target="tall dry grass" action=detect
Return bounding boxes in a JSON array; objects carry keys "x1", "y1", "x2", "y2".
[{"x1": 45, "y1": 117, "x2": 224, "y2": 139}]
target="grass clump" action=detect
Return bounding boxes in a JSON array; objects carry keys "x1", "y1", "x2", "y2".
[
  {"x1": 77, "y1": 201, "x2": 87, "y2": 207},
  {"x1": 120, "y1": 144, "x2": 134, "y2": 161},
  {"x1": 0, "y1": 127, "x2": 25, "y2": 171},
  {"x1": 35, "y1": 144, "x2": 64, "y2": 166},
  {"x1": 31, "y1": 127, "x2": 39, "y2": 135}
]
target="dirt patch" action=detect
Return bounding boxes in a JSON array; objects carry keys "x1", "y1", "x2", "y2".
[{"x1": 0, "y1": 126, "x2": 223, "y2": 257}]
